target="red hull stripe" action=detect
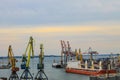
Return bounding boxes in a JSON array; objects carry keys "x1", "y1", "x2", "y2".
[{"x1": 66, "y1": 68, "x2": 116, "y2": 76}]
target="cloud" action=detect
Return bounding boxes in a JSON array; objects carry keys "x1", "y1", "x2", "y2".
[
  {"x1": 0, "y1": 0, "x2": 120, "y2": 56},
  {"x1": 0, "y1": 0, "x2": 120, "y2": 26}
]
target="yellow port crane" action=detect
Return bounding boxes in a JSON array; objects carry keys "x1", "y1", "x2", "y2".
[
  {"x1": 8, "y1": 45, "x2": 19, "y2": 80},
  {"x1": 75, "y1": 49, "x2": 79, "y2": 61},
  {"x1": 20, "y1": 36, "x2": 34, "y2": 80},
  {"x1": 79, "y1": 48, "x2": 83, "y2": 62},
  {"x1": 35, "y1": 44, "x2": 48, "y2": 80},
  {"x1": 75, "y1": 48, "x2": 83, "y2": 61}
]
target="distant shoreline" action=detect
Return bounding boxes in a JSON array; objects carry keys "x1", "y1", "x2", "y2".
[
  {"x1": 0, "y1": 53, "x2": 119, "y2": 59},
  {"x1": 0, "y1": 55, "x2": 61, "y2": 59}
]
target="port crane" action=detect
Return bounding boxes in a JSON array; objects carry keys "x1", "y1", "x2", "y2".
[
  {"x1": 67, "y1": 41, "x2": 71, "y2": 60},
  {"x1": 75, "y1": 48, "x2": 83, "y2": 61},
  {"x1": 20, "y1": 36, "x2": 34, "y2": 80},
  {"x1": 75, "y1": 49, "x2": 78, "y2": 61},
  {"x1": 35, "y1": 44, "x2": 48, "y2": 80},
  {"x1": 62, "y1": 40, "x2": 68, "y2": 67},
  {"x1": 0, "y1": 46, "x2": 14, "y2": 69},
  {"x1": 60, "y1": 40, "x2": 75, "y2": 67},
  {"x1": 79, "y1": 48, "x2": 83, "y2": 62},
  {"x1": 8, "y1": 45, "x2": 19, "y2": 80},
  {"x1": 88, "y1": 47, "x2": 98, "y2": 61},
  {"x1": 60, "y1": 40, "x2": 64, "y2": 66}
]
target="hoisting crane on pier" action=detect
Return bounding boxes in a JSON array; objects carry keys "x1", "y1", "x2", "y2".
[
  {"x1": 8, "y1": 45, "x2": 19, "y2": 80},
  {"x1": 88, "y1": 47, "x2": 98, "y2": 61},
  {"x1": 75, "y1": 48, "x2": 83, "y2": 61},
  {"x1": 60, "y1": 40, "x2": 64, "y2": 66},
  {"x1": 35, "y1": 44, "x2": 48, "y2": 80},
  {"x1": 75, "y1": 49, "x2": 79, "y2": 61},
  {"x1": 67, "y1": 41, "x2": 73, "y2": 60},
  {"x1": 79, "y1": 48, "x2": 83, "y2": 62},
  {"x1": 60, "y1": 40, "x2": 74, "y2": 67},
  {"x1": 20, "y1": 36, "x2": 34, "y2": 80},
  {"x1": 62, "y1": 40, "x2": 68, "y2": 67}
]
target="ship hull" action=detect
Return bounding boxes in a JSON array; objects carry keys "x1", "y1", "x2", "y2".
[
  {"x1": 66, "y1": 68, "x2": 117, "y2": 76},
  {"x1": 52, "y1": 63, "x2": 63, "y2": 68}
]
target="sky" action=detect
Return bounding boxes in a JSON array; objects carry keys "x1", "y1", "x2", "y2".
[{"x1": 0, "y1": 0, "x2": 120, "y2": 56}]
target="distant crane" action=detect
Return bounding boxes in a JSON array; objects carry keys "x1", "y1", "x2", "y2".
[
  {"x1": 88, "y1": 47, "x2": 98, "y2": 61},
  {"x1": 60, "y1": 40, "x2": 64, "y2": 66},
  {"x1": 79, "y1": 48, "x2": 83, "y2": 62},
  {"x1": 20, "y1": 36, "x2": 34, "y2": 80},
  {"x1": 8, "y1": 45, "x2": 19, "y2": 80},
  {"x1": 75, "y1": 49, "x2": 79, "y2": 61},
  {"x1": 67, "y1": 41, "x2": 74, "y2": 60},
  {"x1": 60, "y1": 40, "x2": 75, "y2": 67},
  {"x1": 62, "y1": 40, "x2": 68, "y2": 67},
  {"x1": 35, "y1": 44, "x2": 48, "y2": 80}
]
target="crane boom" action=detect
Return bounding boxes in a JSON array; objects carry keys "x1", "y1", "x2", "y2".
[
  {"x1": 26, "y1": 36, "x2": 34, "y2": 67},
  {"x1": 75, "y1": 49, "x2": 78, "y2": 61},
  {"x1": 60, "y1": 40, "x2": 64, "y2": 65},
  {"x1": 20, "y1": 36, "x2": 34, "y2": 80},
  {"x1": 63, "y1": 41, "x2": 67, "y2": 52},
  {"x1": 79, "y1": 48, "x2": 83, "y2": 62},
  {"x1": 8, "y1": 45, "x2": 18, "y2": 70},
  {"x1": 67, "y1": 41, "x2": 72, "y2": 59},
  {"x1": 8, "y1": 45, "x2": 14, "y2": 68},
  {"x1": 62, "y1": 40, "x2": 68, "y2": 67},
  {"x1": 8, "y1": 45, "x2": 14, "y2": 67},
  {"x1": 8, "y1": 45, "x2": 19, "y2": 80},
  {"x1": 21, "y1": 36, "x2": 34, "y2": 68},
  {"x1": 60, "y1": 40, "x2": 64, "y2": 53},
  {"x1": 40, "y1": 44, "x2": 44, "y2": 67},
  {"x1": 67, "y1": 41, "x2": 71, "y2": 52}
]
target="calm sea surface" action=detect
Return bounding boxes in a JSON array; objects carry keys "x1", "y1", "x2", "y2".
[{"x1": 0, "y1": 54, "x2": 118, "y2": 80}]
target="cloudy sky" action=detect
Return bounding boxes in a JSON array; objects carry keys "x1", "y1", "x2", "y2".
[{"x1": 0, "y1": 0, "x2": 120, "y2": 56}]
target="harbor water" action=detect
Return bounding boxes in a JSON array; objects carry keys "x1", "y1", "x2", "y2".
[
  {"x1": 0, "y1": 54, "x2": 118, "y2": 80},
  {"x1": 0, "y1": 56, "x2": 89, "y2": 80}
]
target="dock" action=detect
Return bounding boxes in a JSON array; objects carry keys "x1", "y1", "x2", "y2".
[
  {"x1": 0, "y1": 77, "x2": 7, "y2": 80},
  {"x1": 90, "y1": 75, "x2": 120, "y2": 80}
]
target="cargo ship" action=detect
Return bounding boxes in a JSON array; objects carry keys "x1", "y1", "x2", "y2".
[
  {"x1": 65, "y1": 60, "x2": 117, "y2": 76},
  {"x1": 65, "y1": 47, "x2": 117, "y2": 76}
]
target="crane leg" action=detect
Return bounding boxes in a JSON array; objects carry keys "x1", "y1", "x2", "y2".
[
  {"x1": 9, "y1": 71, "x2": 19, "y2": 80},
  {"x1": 35, "y1": 70, "x2": 48, "y2": 80},
  {"x1": 20, "y1": 68, "x2": 33, "y2": 80}
]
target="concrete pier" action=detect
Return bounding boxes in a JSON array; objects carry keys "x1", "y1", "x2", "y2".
[
  {"x1": 0, "y1": 77, "x2": 7, "y2": 80},
  {"x1": 90, "y1": 75, "x2": 120, "y2": 80}
]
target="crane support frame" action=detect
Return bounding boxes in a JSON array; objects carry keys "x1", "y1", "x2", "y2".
[{"x1": 35, "y1": 44, "x2": 48, "y2": 80}]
